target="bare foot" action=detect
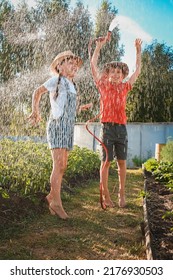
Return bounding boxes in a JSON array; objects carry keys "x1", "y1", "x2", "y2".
[
  {"x1": 45, "y1": 194, "x2": 52, "y2": 204},
  {"x1": 49, "y1": 202, "x2": 69, "y2": 220},
  {"x1": 49, "y1": 206, "x2": 56, "y2": 215},
  {"x1": 45, "y1": 195, "x2": 56, "y2": 215},
  {"x1": 118, "y1": 194, "x2": 126, "y2": 208},
  {"x1": 103, "y1": 198, "x2": 115, "y2": 208},
  {"x1": 102, "y1": 192, "x2": 115, "y2": 208}
]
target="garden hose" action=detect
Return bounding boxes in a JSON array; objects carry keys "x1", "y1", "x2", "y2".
[{"x1": 86, "y1": 39, "x2": 109, "y2": 210}]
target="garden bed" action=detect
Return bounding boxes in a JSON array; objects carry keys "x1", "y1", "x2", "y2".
[{"x1": 143, "y1": 175, "x2": 173, "y2": 259}]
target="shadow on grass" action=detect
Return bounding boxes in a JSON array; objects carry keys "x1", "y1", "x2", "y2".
[{"x1": 0, "y1": 169, "x2": 146, "y2": 260}]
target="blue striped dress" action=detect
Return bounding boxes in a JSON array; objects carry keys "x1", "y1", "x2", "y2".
[{"x1": 43, "y1": 76, "x2": 77, "y2": 150}]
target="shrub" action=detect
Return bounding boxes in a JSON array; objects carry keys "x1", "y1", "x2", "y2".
[
  {"x1": 132, "y1": 155, "x2": 146, "y2": 167},
  {"x1": 144, "y1": 157, "x2": 173, "y2": 190},
  {"x1": 65, "y1": 146, "x2": 100, "y2": 185},
  {"x1": 0, "y1": 139, "x2": 52, "y2": 195},
  {"x1": 143, "y1": 158, "x2": 159, "y2": 172},
  {"x1": 153, "y1": 161, "x2": 173, "y2": 185},
  {"x1": 160, "y1": 140, "x2": 173, "y2": 162},
  {"x1": 0, "y1": 139, "x2": 100, "y2": 195}
]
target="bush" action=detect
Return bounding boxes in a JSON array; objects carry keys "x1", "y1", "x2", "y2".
[
  {"x1": 132, "y1": 155, "x2": 146, "y2": 167},
  {"x1": 152, "y1": 161, "x2": 173, "y2": 185},
  {"x1": 143, "y1": 158, "x2": 159, "y2": 172},
  {"x1": 144, "y1": 156, "x2": 173, "y2": 190},
  {"x1": 65, "y1": 146, "x2": 100, "y2": 185},
  {"x1": 160, "y1": 140, "x2": 173, "y2": 162},
  {"x1": 0, "y1": 139, "x2": 100, "y2": 195},
  {"x1": 0, "y1": 139, "x2": 52, "y2": 195}
]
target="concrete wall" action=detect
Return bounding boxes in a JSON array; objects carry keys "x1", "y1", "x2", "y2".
[{"x1": 74, "y1": 122, "x2": 173, "y2": 167}]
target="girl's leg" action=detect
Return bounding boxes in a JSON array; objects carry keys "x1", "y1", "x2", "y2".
[
  {"x1": 47, "y1": 148, "x2": 69, "y2": 219},
  {"x1": 100, "y1": 160, "x2": 114, "y2": 207},
  {"x1": 117, "y1": 159, "x2": 126, "y2": 207}
]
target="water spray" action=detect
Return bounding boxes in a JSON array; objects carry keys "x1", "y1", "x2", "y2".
[
  {"x1": 109, "y1": 17, "x2": 119, "y2": 32},
  {"x1": 87, "y1": 17, "x2": 119, "y2": 210},
  {"x1": 95, "y1": 16, "x2": 119, "y2": 43}
]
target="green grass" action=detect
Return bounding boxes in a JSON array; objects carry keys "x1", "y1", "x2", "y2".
[{"x1": 0, "y1": 169, "x2": 146, "y2": 260}]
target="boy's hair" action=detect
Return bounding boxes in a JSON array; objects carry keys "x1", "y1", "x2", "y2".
[{"x1": 103, "y1": 61, "x2": 129, "y2": 78}]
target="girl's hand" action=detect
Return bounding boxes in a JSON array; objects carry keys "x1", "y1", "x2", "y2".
[
  {"x1": 79, "y1": 103, "x2": 93, "y2": 112},
  {"x1": 27, "y1": 111, "x2": 41, "y2": 126}
]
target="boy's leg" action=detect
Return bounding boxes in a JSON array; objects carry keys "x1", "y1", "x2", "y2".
[
  {"x1": 100, "y1": 123, "x2": 115, "y2": 207},
  {"x1": 114, "y1": 124, "x2": 128, "y2": 207},
  {"x1": 100, "y1": 161, "x2": 115, "y2": 207},
  {"x1": 117, "y1": 159, "x2": 126, "y2": 207}
]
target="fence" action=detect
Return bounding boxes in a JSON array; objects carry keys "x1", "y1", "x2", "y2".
[
  {"x1": 1, "y1": 122, "x2": 173, "y2": 168},
  {"x1": 74, "y1": 122, "x2": 173, "y2": 167}
]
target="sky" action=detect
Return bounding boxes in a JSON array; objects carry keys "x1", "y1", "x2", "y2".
[{"x1": 10, "y1": 0, "x2": 173, "y2": 75}]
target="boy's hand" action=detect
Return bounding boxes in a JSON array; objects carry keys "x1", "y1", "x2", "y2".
[
  {"x1": 135, "y1": 38, "x2": 142, "y2": 53},
  {"x1": 106, "y1": 31, "x2": 111, "y2": 41},
  {"x1": 95, "y1": 36, "x2": 107, "y2": 47},
  {"x1": 95, "y1": 31, "x2": 111, "y2": 47}
]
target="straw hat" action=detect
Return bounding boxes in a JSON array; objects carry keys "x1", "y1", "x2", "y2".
[{"x1": 50, "y1": 50, "x2": 83, "y2": 75}]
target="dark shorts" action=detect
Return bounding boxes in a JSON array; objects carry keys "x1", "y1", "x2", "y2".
[{"x1": 100, "y1": 123, "x2": 128, "y2": 161}]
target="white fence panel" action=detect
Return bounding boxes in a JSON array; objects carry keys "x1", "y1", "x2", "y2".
[{"x1": 74, "y1": 122, "x2": 173, "y2": 167}]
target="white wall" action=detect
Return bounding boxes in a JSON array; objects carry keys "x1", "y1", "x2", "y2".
[
  {"x1": 2, "y1": 122, "x2": 173, "y2": 168},
  {"x1": 74, "y1": 122, "x2": 173, "y2": 167}
]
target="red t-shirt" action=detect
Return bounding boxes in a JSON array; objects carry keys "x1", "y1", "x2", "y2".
[{"x1": 96, "y1": 78, "x2": 132, "y2": 124}]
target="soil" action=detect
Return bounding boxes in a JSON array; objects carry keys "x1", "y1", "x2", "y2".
[
  {"x1": 144, "y1": 175, "x2": 173, "y2": 260},
  {"x1": 0, "y1": 191, "x2": 46, "y2": 236}
]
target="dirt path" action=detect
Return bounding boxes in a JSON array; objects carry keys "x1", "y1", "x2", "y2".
[{"x1": 0, "y1": 170, "x2": 146, "y2": 260}]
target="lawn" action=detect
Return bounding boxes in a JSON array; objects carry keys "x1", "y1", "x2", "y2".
[{"x1": 0, "y1": 169, "x2": 146, "y2": 260}]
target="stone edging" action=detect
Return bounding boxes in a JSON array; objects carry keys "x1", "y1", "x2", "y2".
[{"x1": 143, "y1": 179, "x2": 154, "y2": 260}]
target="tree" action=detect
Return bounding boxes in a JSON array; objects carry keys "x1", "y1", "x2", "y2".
[
  {"x1": 127, "y1": 41, "x2": 173, "y2": 122},
  {"x1": 0, "y1": 0, "x2": 44, "y2": 82},
  {"x1": 0, "y1": 0, "x2": 125, "y2": 134},
  {"x1": 0, "y1": 0, "x2": 94, "y2": 134},
  {"x1": 0, "y1": 0, "x2": 15, "y2": 82},
  {"x1": 34, "y1": 0, "x2": 69, "y2": 20},
  {"x1": 0, "y1": 0, "x2": 71, "y2": 134}
]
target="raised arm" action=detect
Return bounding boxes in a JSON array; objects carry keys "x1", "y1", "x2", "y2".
[
  {"x1": 129, "y1": 38, "x2": 142, "y2": 86},
  {"x1": 27, "y1": 85, "x2": 47, "y2": 125},
  {"x1": 89, "y1": 32, "x2": 111, "y2": 84}
]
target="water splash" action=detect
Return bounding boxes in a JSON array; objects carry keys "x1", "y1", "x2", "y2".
[
  {"x1": 0, "y1": 3, "x2": 96, "y2": 136},
  {"x1": 109, "y1": 17, "x2": 119, "y2": 32}
]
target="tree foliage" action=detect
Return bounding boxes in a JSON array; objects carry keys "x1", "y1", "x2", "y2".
[
  {"x1": 127, "y1": 40, "x2": 173, "y2": 122},
  {"x1": 0, "y1": 0, "x2": 95, "y2": 134},
  {"x1": 0, "y1": 0, "x2": 14, "y2": 82},
  {"x1": 1, "y1": 0, "x2": 173, "y2": 137},
  {"x1": 94, "y1": 0, "x2": 123, "y2": 66},
  {"x1": 0, "y1": 0, "x2": 124, "y2": 134}
]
